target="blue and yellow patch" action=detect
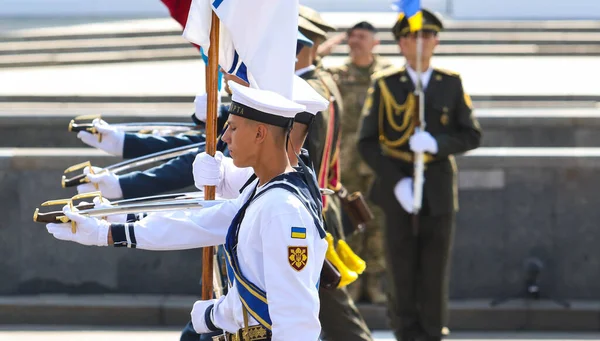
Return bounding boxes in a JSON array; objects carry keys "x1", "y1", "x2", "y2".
[{"x1": 291, "y1": 227, "x2": 306, "y2": 239}]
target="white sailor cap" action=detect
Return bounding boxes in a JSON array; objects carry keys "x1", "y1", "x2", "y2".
[
  {"x1": 228, "y1": 81, "x2": 306, "y2": 128},
  {"x1": 292, "y1": 75, "x2": 329, "y2": 126}
]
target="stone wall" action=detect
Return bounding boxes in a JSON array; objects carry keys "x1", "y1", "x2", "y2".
[{"x1": 1, "y1": 148, "x2": 598, "y2": 299}]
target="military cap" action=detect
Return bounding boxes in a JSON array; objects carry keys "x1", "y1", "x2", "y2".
[
  {"x1": 298, "y1": 16, "x2": 327, "y2": 41},
  {"x1": 292, "y1": 75, "x2": 328, "y2": 126},
  {"x1": 392, "y1": 8, "x2": 444, "y2": 40},
  {"x1": 227, "y1": 81, "x2": 305, "y2": 128},
  {"x1": 299, "y1": 5, "x2": 337, "y2": 32},
  {"x1": 347, "y1": 21, "x2": 377, "y2": 34}
]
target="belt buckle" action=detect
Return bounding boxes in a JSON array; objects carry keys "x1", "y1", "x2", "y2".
[{"x1": 224, "y1": 332, "x2": 240, "y2": 341}]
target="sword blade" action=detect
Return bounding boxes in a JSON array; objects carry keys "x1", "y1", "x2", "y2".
[
  {"x1": 107, "y1": 141, "x2": 205, "y2": 174},
  {"x1": 77, "y1": 198, "x2": 226, "y2": 217}
]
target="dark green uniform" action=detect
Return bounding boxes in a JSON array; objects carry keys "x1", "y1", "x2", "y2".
[
  {"x1": 357, "y1": 65, "x2": 481, "y2": 341},
  {"x1": 300, "y1": 67, "x2": 373, "y2": 341}
]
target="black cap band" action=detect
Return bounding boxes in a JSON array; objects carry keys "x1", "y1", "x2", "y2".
[
  {"x1": 294, "y1": 111, "x2": 314, "y2": 126},
  {"x1": 228, "y1": 101, "x2": 293, "y2": 128}
]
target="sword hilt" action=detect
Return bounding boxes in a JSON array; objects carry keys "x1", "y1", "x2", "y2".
[{"x1": 61, "y1": 161, "x2": 103, "y2": 189}]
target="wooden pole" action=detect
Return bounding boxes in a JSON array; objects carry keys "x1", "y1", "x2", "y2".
[{"x1": 202, "y1": 11, "x2": 220, "y2": 301}]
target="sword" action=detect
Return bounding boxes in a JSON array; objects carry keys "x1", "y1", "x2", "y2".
[
  {"x1": 69, "y1": 114, "x2": 203, "y2": 137},
  {"x1": 34, "y1": 191, "x2": 226, "y2": 225},
  {"x1": 35, "y1": 188, "x2": 335, "y2": 224},
  {"x1": 61, "y1": 141, "x2": 206, "y2": 188}
]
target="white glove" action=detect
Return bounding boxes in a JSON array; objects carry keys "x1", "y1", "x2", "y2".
[
  {"x1": 190, "y1": 299, "x2": 218, "y2": 334},
  {"x1": 193, "y1": 151, "x2": 224, "y2": 189},
  {"x1": 76, "y1": 166, "x2": 123, "y2": 199},
  {"x1": 93, "y1": 197, "x2": 127, "y2": 223},
  {"x1": 394, "y1": 178, "x2": 414, "y2": 213},
  {"x1": 46, "y1": 205, "x2": 110, "y2": 247},
  {"x1": 77, "y1": 118, "x2": 125, "y2": 156},
  {"x1": 409, "y1": 131, "x2": 438, "y2": 154},
  {"x1": 194, "y1": 93, "x2": 221, "y2": 123}
]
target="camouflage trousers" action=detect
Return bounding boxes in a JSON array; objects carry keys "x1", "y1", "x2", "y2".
[{"x1": 342, "y1": 173, "x2": 387, "y2": 303}]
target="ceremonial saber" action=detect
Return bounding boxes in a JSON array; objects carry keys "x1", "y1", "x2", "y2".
[
  {"x1": 35, "y1": 188, "x2": 335, "y2": 224},
  {"x1": 34, "y1": 192, "x2": 202, "y2": 223},
  {"x1": 69, "y1": 121, "x2": 202, "y2": 134},
  {"x1": 62, "y1": 141, "x2": 206, "y2": 188},
  {"x1": 34, "y1": 198, "x2": 226, "y2": 224},
  {"x1": 412, "y1": 28, "x2": 426, "y2": 236}
]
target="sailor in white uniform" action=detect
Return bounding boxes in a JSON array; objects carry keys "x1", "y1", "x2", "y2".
[
  {"x1": 194, "y1": 74, "x2": 328, "y2": 199},
  {"x1": 46, "y1": 81, "x2": 328, "y2": 341}
]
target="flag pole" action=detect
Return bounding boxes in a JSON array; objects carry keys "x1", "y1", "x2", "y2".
[
  {"x1": 412, "y1": 25, "x2": 425, "y2": 236},
  {"x1": 202, "y1": 11, "x2": 220, "y2": 301}
]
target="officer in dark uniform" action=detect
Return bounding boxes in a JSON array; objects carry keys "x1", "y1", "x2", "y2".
[
  {"x1": 299, "y1": 14, "x2": 374, "y2": 341},
  {"x1": 357, "y1": 9, "x2": 482, "y2": 341}
]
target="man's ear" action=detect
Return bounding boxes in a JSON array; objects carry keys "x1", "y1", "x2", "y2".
[{"x1": 255, "y1": 124, "x2": 268, "y2": 144}]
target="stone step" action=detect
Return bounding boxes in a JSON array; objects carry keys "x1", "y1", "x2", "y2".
[
  {"x1": 2, "y1": 43, "x2": 599, "y2": 68},
  {"x1": 2, "y1": 107, "x2": 600, "y2": 148},
  {"x1": 0, "y1": 295, "x2": 596, "y2": 331},
  {"x1": 2, "y1": 31, "x2": 598, "y2": 56},
  {"x1": 2, "y1": 17, "x2": 599, "y2": 43}
]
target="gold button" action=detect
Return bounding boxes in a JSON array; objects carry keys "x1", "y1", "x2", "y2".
[{"x1": 400, "y1": 76, "x2": 407, "y2": 82}]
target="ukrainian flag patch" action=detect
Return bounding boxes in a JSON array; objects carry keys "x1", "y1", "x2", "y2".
[{"x1": 291, "y1": 227, "x2": 307, "y2": 239}]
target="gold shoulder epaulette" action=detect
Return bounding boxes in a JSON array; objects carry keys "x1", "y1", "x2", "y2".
[
  {"x1": 434, "y1": 67, "x2": 461, "y2": 78},
  {"x1": 371, "y1": 65, "x2": 405, "y2": 81}
]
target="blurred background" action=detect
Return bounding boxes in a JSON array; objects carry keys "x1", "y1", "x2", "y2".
[{"x1": 0, "y1": 0, "x2": 599, "y2": 340}]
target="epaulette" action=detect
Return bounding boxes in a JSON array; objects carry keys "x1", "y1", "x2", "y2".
[
  {"x1": 371, "y1": 66, "x2": 406, "y2": 81},
  {"x1": 434, "y1": 67, "x2": 461, "y2": 78}
]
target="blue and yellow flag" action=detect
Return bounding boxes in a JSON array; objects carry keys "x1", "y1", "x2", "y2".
[{"x1": 392, "y1": 0, "x2": 423, "y2": 32}]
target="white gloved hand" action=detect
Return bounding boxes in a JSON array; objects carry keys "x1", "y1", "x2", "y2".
[
  {"x1": 193, "y1": 151, "x2": 224, "y2": 189},
  {"x1": 190, "y1": 299, "x2": 219, "y2": 334},
  {"x1": 76, "y1": 166, "x2": 123, "y2": 199},
  {"x1": 194, "y1": 93, "x2": 221, "y2": 123},
  {"x1": 394, "y1": 178, "x2": 414, "y2": 213},
  {"x1": 93, "y1": 197, "x2": 127, "y2": 223},
  {"x1": 77, "y1": 118, "x2": 125, "y2": 156},
  {"x1": 46, "y1": 205, "x2": 110, "y2": 246},
  {"x1": 409, "y1": 131, "x2": 438, "y2": 154}
]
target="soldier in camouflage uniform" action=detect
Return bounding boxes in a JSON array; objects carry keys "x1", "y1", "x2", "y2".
[{"x1": 326, "y1": 21, "x2": 392, "y2": 304}]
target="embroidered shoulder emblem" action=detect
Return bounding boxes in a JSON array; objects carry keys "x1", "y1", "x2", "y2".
[
  {"x1": 288, "y1": 246, "x2": 308, "y2": 271},
  {"x1": 291, "y1": 227, "x2": 307, "y2": 239}
]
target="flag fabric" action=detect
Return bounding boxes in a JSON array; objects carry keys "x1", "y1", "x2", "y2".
[
  {"x1": 392, "y1": 0, "x2": 423, "y2": 32},
  {"x1": 183, "y1": 0, "x2": 298, "y2": 100},
  {"x1": 161, "y1": 0, "x2": 193, "y2": 29},
  {"x1": 161, "y1": 0, "x2": 232, "y2": 88}
]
